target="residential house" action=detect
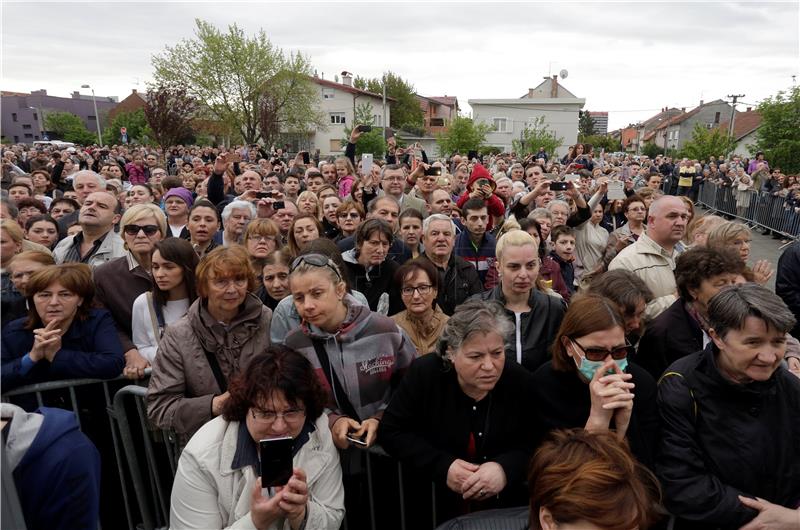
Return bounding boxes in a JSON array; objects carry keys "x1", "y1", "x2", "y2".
[
  {"x1": 309, "y1": 72, "x2": 393, "y2": 156},
  {"x1": 108, "y1": 89, "x2": 147, "y2": 122},
  {"x1": 660, "y1": 99, "x2": 737, "y2": 152},
  {"x1": 1, "y1": 89, "x2": 117, "y2": 144},
  {"x1": 634, "y1": 107, "x2": 683, "y2": 153},
  {"x1": 398, "y1": 95, "x2": 460, "y2": 157},
  {"x1": 719, "y1": 108, "x2": 763, "y2": 158},
  {"x1": 468, "y1": 76, "x2": 585, "y2": 157}
]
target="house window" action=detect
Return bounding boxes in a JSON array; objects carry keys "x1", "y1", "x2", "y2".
[
  {"x1": 329, "y1": 139, "x2": 342, "y2": 152},
  {"x1": 24, "y1": 133, "x2": 33, "y2": 138},
  {"x1": 22, "y1": 124, "x2": 31, "y2": 129},
  {"x1": 330, "y1": 112, "x2": 346, "y2": 125},
  {"x1": 322, "y1": 88, "x2": 335, "y2": 99},
  {"x1": 714, "y1": 112, "x2": 720, "y2": 124},
  {"x1": 430, "y1": 118, "x2": 445, "y2": 127},
  {"x1": 674, "y1": 130, "x2": 679, "y2": 140},
  {"x1": 88, "y1": 115, "x2": 96, "y2": 121},
  {"x1": 373, "y1": 114, "x2": 382, "y2": 127},
  {"x1": 33, "y1": 113, "x2": 37, "y2": 121},
  {"x1": 12, "y1": 113, "x2": 17, "y2": 122},
  {"x1": 492, "y1": 117, "x2": 508, "y2": 132},
  {"x1": 13, "y1": 136, "x2": 19, "y2": 143}
]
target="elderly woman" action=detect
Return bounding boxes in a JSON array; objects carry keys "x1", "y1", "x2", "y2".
[
  {"x1": 296, "y1": 190, "x2": 321, "y2": 219},
  {"x1": 685, "y1": 213, "x2": 725, "y2": 248},
  {"x1": 638, "y1": 247, "x2": 748, "y2": 379},
  {"x1": 531, "y1": 295, "x2": 659, "y2": 467},
  {"x1": 528, "y1": 429, "x2": 660, "y2": 530},
  {"x1": 1, "y1": 263, "x2": 124, "y2": 390},
  {"x1": 341, "y1": 219, "x2": 403, "y2": 315},
  {"x1": 286, "y1": 214, "x2": 322, "y2": 258},
  {"x1": 94, "y1": 203, "x2": 166, "y2": 379},
  {"x1": 3, "y1": 250, "x2": 55, "y2": 326},
  {"x1": 146, "y1": 246, "x2": 272, "y2": 440},
  {"x1": 471, "y1": 230, "x2": 565, "y2": 372},
  {"x1": 707, "y1": 220, "x2": 773, "y2": 285},
  {"x1": 169, "y1": 347, "x2": 344, "y2": 530},
  {"x1": 656, "y1": 284, "x2": 800, "y2": 528},
  {"x1": 391, "y1": 258, "x2": 449, "y2": 355},
  {"x1": 379, "y1": 300, "x2": 541, "y2": 526}
]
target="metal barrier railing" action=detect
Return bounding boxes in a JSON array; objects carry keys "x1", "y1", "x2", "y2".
[{"x1": 695, "y1": 181, "x2": 799, "y2": 239}]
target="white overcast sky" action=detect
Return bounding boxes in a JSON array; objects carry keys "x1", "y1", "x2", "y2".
[{"x1": 2, "y1": 1, "x2": 798, "y2": 130}]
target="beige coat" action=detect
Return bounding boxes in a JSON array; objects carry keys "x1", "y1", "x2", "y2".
[
  {"x1": 170, "y1": 414, "x2": 344, "y2": 530},
  {"x1": 391, "y1": 306, "x2": 449, "y2": 356},
  {"x1": 146, "y1": 294, "x2": 272, "y2": 438}
]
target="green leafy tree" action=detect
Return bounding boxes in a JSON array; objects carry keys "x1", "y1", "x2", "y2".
[
  {"x1": 680, "y1": 123, "x2": 736, "y2": 161},
  {"x1": 104, "y1": 109, "x2": 153, "y2": 145},
  {"x1": 354, "y1": 71, "x2": 424, "y2": 131},
  {"x1": 436, "y1": 116, "x2": 491, "y2": 155},
  {"x1": 578, "y1": 110, "x2": 596, "y2": 137},
  {"x1": 641, "y1": 141, "x2": 665, "y2": 158},
  {"x1": 342, "y1": 102, "x2": 386, "y2": 157},
  {"x1": 512, "y1": 116, "x2": 563, "y2": 157},
  {"x1": 43, "y1": 111, "x2": 96, "y2": 145},
  {"x1": 152, "y1": 19, "x2": 323, "y2": 144},
  {"x1": 751, "y1": 86, "x2": 800, "y2": 173},
  {"x1": 578, "y1": 134, "x2": 622, "y2": 153}
]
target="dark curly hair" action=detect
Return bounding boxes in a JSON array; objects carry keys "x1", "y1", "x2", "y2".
[
  {"x1": 221, "y1": 346, "x2": 327, "y2": 423},
  {"x1": 675, "y1": 247, "x2": 746, "y2": 301}
]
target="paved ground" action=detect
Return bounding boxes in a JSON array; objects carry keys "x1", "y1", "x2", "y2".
[{"x1": 697, "y1": 206, "x2": 793, "y2": 292}]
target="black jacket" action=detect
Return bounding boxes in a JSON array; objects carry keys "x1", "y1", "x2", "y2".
[
  {"x1": 637, "y1": 299, "x2": 703, "y2": 380},
  {"x1": 418, "y1": 253, "x2": 483, "y2": 316},
  {"x1": 336, "y1": 235, "x2": 411, "y2": 265},
  {"x1": 342, "y1": 257, "x2": 403, "y2": 316},
  {"x1": 379, "y1": 354, "x2": 541, "y2": 522},
  {"x1": 470, "y1": 286, "x2": 565, "y2": 372},
  {"x1": 776, "y1": 241, "x2": 800, "y2": 338},
  {"x1": 531, "y1": 360, "x2": 659, "y2": 468},
  {"x1": 656, "y1": 346, "x2": 800, "y2": 529}
]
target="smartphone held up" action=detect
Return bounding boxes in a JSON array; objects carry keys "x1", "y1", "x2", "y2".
[{"x1": 260, "y1": 437, "x2": 294, "y2": 495}]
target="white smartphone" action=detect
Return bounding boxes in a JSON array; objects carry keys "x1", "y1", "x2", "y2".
[{"x1": 361, "y1": 153, "x2": 373, "y2": 178}]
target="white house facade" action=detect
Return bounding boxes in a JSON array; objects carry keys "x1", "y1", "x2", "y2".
[{"x1": 468, "y1": 76, "x2": 585, "y2": 157}]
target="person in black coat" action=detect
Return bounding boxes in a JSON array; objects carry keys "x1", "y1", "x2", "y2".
[
  {"x1": 469, "y1": 230, "x2": 564, "y2": 372},
  {"x1": 531, "y1": 294, "x2": 659, "y2": 468},
  {"x1": 656, "y1": 284, "x2": 800, "y2": 529},
  {"x1": 637, "y1": 247, "x2": 747, "y2": 380},
  {"x1": 379, "y1": 300, "x2": 542, "y2": 527},
  {"x1": 776, "y1": 240, "x2": 800, "y2": 339}
]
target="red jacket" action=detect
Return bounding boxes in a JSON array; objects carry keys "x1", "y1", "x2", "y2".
[{"x1": 456, "y1": 164, "x2": 506, "y2": 229}]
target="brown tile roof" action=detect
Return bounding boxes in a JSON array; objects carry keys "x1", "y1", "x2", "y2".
[
  {"x1": 1, "y1": 91, "x2": 30, "y2": 97},
  {"x1": 311, "y1": 77, "x2": 396, "y2": 102},
  {"x1": 719, "y1": 110, "x2": 762, "y2": 141}
]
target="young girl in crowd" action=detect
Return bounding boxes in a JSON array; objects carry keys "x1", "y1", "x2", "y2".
[{"x1": 131, "y1": 238, "x2": 199, "y2": 364}]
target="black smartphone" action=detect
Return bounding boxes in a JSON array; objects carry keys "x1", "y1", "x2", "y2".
[
  {"x1": 255, "y1": 191, "x2": 275, "y2": 199},
  {"x1": 549, "y1": 181, "x2": 569, "y2": 191},
  {"x1": 301, "y1": 151, "x2": 310, "y2": 164},
  {"x1": 424, "y1": 166, "x2": 442, "y2": 177},
  {"x1": 272, "y1": 200, "x2": 285, "y2": 210},
  {"x1": 356, "y1": 125, "x2": 372, "y2": 133},
  {"x1": 475, "y1": 178, "x2": 491, "y2": 189},
  {"x1": 260, "y1": 437, "x2": 294, "y2": 489}
]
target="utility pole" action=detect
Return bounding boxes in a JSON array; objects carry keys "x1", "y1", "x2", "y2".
[{"x1": 726, "y1": 94, "x2": 745, "y2": 138}]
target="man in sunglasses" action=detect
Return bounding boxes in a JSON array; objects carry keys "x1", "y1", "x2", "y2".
[{"x1": 53, "y1": 191, "x2": 125, "y2": 268}]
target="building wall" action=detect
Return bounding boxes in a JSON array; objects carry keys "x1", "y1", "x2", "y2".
[
  {"x1": 588, "y1": 113, "x2": 608, "y2": 135},
  {"x1": 676, "y1": 102, "x2": 733, "y2": 150},
  {"x1": 732, "y1": 130, "x2": 758, "y2": 158},
  {"x1": 1, "y1": 91, "x2": 117, "y2": 144},
  {"x1": 469, "y1": 101, "x2": 582, "y2": 156},
  {"x1": 108, "y1": 90, "x2": 146, "y2": 121},
  {"x1": 311, "y1": 85, "x2": 389, "y2": 156}
]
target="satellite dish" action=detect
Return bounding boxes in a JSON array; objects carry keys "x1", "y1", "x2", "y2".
[{"x1": 559, "y1": 69, "x2": 569, "y2": 79}]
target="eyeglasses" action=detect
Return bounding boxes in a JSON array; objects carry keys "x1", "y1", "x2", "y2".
[
  {"x1": 401, "y1": 284, "x2": 433, "y2": 297},
  {"x1": 572, "y1": 339, "x2": 634, "y2": 362},
  {"x1": 338, "y1": 212, "x2": 361, "y2": 219},
  {"x1": 251, "y1": 407, "x2": 305, "y2": 424},
  {"x1": 250, "y1": 235, "x2": 276, "y2": 243},
  {"x1": 290, "y1": 254, "x2": 342, "y2": 281},
  {"x1": 210, "y1": 277, "x2": 248, "y2": 289},
  {"x1": 383, "y1": 176, "x2": 405, "y2": 182},
  {"x1": 123, "y1": 224, "x2": 160, "y2": 236}
]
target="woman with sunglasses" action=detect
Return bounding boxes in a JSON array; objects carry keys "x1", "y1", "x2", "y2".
[
  {"x1": 333, "y1": 200, "x2": 363, "y2": 242},
  {"x1": 93, "y1": 204, "x2": 166, "y2": 380},
  {"x1": 147, "y1": 245, "x2": 272, "y2": 442},
  {"x1": 531, "y1": 294, "x2": 658, "y2": 467}
]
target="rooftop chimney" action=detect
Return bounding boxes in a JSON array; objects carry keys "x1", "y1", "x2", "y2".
[
  {"x1": 550, "y1": 75, "x2": 558, "y2": 98},
  {"x1": 528, "y1": 88, "x2": 535, "y2": 98},
  {"x1": 71, "y1": 91, "x2": 80, "y2": 99},
  {"x1": 681, "y1": 107, "x2": 686, "y2": 112},
  {"x1": 341, "y1": 71, "x2": 353, "y2": 87},
  {"x1": 132, "y1": 89, "x2": 137, "y2": 94},
  {"x1": 699, "y1": 99, "x2": 704, "y2": 106},
  {"x1": 746, "y1": 107, "x2": 752, "y2": 112}
]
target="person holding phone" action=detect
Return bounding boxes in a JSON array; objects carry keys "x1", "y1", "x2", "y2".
[{"x1": 169, "y1": 347, "x2": 345, "y2": 530}]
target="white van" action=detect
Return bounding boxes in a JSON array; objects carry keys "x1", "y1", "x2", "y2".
[{"x1": 33, "y1": 140, "x2": 76, "y2": 149}]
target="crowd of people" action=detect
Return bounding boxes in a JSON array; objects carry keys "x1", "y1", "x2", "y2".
[{"x1": 1, "y1": 132, "x2": 799, "y2": 530}]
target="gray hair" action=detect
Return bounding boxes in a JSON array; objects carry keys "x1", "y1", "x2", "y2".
[
  {"x1": 221, "y1": 200, "x2": 256, "y2": 222},
  {"x1": 528, "y1": 208, "x2": 552, "y2": 221},
  {"x1": 708, "y1": 283, "x2": 796, "y2": 338},
  {"x1": 73, "y1": 170, "x2": 106, "y2": 188},
  {"x1": 1, "y1": 197, "x2": 19, "y2": 219},
  {"x1": 547, "y1": 199, "x2": 570, "y2": 212},
  {"x1": 380, "y1": 163, "x2": 405, "y2": 179},
  {"x1": 423, "y1": 213, "x2": 456, "y2": 236},
  {"x1": 439, "y1": 299, "x2": 514, "y2": 358}
]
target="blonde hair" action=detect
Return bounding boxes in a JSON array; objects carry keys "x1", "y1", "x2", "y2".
[
  {"x1": 1, "y1": 219, "x2": 25, "y2": 244},
  {"x1": 495, "y1": 229, "x2": 538, "y2": 261},
  {"x1": 297, "y1": 190, "x2": 322, "y2": 218},
  {"x1": 707, "y1": 221, "x2": 751, "y2": 249},
  {"x1": 120, "y1": 203, "x2": 167, "y2": 237}
]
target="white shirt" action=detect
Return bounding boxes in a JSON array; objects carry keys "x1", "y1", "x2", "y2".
[
  {"x1": 131, "y1": 294, "x2": 190, "y2": 363},
  {"x1": 169, "y1": 224, "x2": 186, "y2": 238}
]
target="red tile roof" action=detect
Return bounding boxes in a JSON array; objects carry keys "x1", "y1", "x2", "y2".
[
  {"x1": 719, "y1": 110, "x2": 762, "y2": 141},
  {"x1": 311, "y1": 77, "x2": 396, "y2": 102}
]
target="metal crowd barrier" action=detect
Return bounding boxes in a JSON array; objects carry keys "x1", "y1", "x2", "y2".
[{"x1": 695, "y1": 181, "x2": 799, "y2": 239}]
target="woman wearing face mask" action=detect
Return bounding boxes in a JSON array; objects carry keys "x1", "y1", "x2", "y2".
[
  {"x1": 531, "y1": 294, "x2": 659, "y2": 467},
  {"x1": 131, "y1": 238, "x2": 199, "y2": 368}
]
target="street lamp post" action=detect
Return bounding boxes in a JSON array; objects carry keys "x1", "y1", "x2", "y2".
[{"x1": 81, "y1": 84, "x2": 102, "y2": 145}]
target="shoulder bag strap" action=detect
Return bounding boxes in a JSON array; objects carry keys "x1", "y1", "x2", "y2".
[
  {"x1": 311, "y1": 338, "x2": 360, "y2": 422},
  {"x1": 145, "y1": 292, "x2": 163, "y2": 339},
  {"x1": 203, "y1": 347, "x2": 227, "y2": 393}
]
